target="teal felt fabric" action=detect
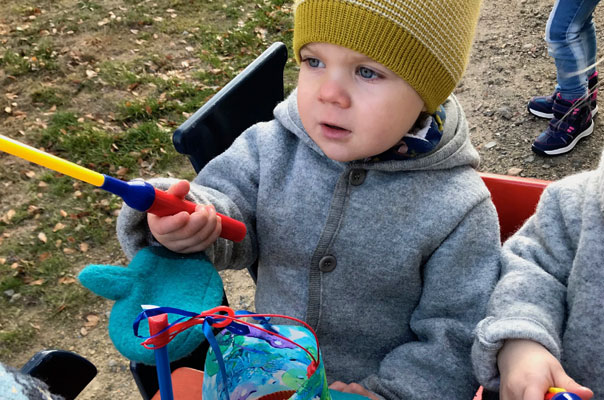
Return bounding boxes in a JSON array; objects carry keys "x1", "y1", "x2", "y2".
[
  {"x1": 78, "y1": 246, "x2": 223, "y2": 365},
  {"x1": 329, "y1": 390, "x2": 370, "y2": 400}
]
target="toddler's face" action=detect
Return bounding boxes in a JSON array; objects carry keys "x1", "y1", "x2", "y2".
[{"x1": 297, "y1": 42, "x2": 424, "y2": 162}]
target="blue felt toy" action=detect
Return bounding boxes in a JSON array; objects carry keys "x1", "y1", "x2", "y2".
[{"x1": 78, "y1": 246, "x2": 224, "y2": 365}]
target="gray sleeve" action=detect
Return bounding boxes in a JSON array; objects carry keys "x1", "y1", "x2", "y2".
[
  {"x1": 364, "y1": 198, "x2": 501, "y2": 400},
  {"x1": 116, "y1": 126, "x2": 262, "y2": 269},
  {"x1": 472, "y1": 184, "x2": 577, "y2": 390},
  {"x1": 116, "y1": 177, "x2": 180, "y2": 260}
]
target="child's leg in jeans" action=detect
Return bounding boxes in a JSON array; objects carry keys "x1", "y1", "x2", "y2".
[{"x1": 546, "y1": 0, "x2": 601, "y2": 101}]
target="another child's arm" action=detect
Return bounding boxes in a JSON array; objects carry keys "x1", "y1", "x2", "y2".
[
  {"x1": 147, "y1": 180, "x2": 222, "y2": 253},
  {"x1": 472, "y1": 178, "x2": 592, "y2": 398},
  {"x1": 497, "y1": 339, "x2": 592, "y2": 400}
]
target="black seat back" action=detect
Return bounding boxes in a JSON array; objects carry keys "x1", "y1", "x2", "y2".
[{"x1": 173, "y1": 42, "x2": 288, "y2": 173}]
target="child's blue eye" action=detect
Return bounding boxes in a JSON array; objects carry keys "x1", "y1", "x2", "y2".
[
  {"x1": 358, "y1": 66, "x2": 378, "y2": 79},
  {"x1": 306, "y1": 57, "x2": 324, "y2": 68}
]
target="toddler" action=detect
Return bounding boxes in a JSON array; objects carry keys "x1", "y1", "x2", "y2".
[{"x1": 118, "y1": 0, "x2": 501, "y2": 399}]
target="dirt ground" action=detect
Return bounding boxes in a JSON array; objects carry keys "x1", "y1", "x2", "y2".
[
  {"x1": 19, "y1": 0, "x2": 604, "y2": 398},
  {"x1": 458, "y1": 0, "x2": 604, "y2": 179}
]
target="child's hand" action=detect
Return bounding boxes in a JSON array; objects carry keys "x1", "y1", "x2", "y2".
[
  {"x1": 147, "y1": 180, "x2": 222, "y2": 253},
  {"x1": 497, "y1": 339, "x2": 593, "y2": 400},
  {"x1": 329, "y1": 381, "x2": 379, "y2": 400}
]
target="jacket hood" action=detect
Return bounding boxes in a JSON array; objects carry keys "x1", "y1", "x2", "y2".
[{"x1": 273, "y1": 89, "x2": 480, "y2": 173}]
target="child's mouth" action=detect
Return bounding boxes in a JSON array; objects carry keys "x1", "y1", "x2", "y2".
[
  {"x1": 320, "y1": 122, "x2": 350, "y2": 139},
  {"x1": 323, "y1": 123, "x2": 345, "y2": 130}
]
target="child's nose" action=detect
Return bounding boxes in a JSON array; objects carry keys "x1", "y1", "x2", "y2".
[{"x1": 318, "y1": 75, "x2": 351, "y2": 108}]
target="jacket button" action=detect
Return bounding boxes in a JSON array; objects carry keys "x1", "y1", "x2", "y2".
[
  {"x1": 319, "y1": 255, "x2": 337, "y2": 272},
  {"x1": 349, "y1": 169, "x2": 366, "y2": 186}
]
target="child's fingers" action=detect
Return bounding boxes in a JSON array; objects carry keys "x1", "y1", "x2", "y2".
[
  {"x1": 185, "y1": 205, "x2": 221, "y2": 249},
  {"x1": 552, "y1": 374, "x2": 593, "y2": 400},
  {"x1": 148, "y1": 211, "x2": 189, "y2": 235},
  {"x1": 166, "y1": 180, "x2": 190, "y2": 199},
  {"x1": 183, "y1": 218, "x2": 221, "y2": 253},
  {"x1": 328, "y1": 381, "x2": 347, "y2": 391},
  {"x1": 156, "y1": 205, "x2": 220, "y2": 253}
]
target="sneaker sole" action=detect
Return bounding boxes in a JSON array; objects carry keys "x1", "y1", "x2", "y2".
[
  {"x1": 528, "y1": 107, "x2": 554, "y2": 119},
  {"x1": 531, "y1": 120, "x2": 594, "y2": 156},
  {"x1": 528, "y1": 104, "x2": 598, "y2": 119}
]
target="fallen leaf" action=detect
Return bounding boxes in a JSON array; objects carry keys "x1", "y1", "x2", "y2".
[
  {"x1": 39, "y1": 252, "x2": 51, "y2": 261},
  {"x1": 38, "y1": 232, "x2": 48, "y2": 243},
  {"x1": 63, "y1": 248, "x2": 76, "y2": 254},
  {"x1": 25, "y1": 170, "x2": 36, "y2": 178},
  {"x1": 30, "y1": 323, "x2": 41, "y2": 331},
  {"x1": 84, "y1": 314, "x2": 99, "y2": 328},
  {"x1": 29, "y1": 279, "x2": 45, "y2": 286},
  {"x1": 0, "y1": 257, "x2": 5, "y2": 264},
  {"x1": 80, "y1": 327, "x2": 88, "y2": 336},
  {"x1": 79, "y1": 242, "x2": 89, "y2": 252},
  {"x1": 53, "y1": 222, "x2": 65, "y2": 232},
  {"x1": 58, "y1": 276, "x2": 76, "y2": 284},
  {"x1": 85, "y1": 69, "x2": 97, "y2": 78},
  {"x1": 60, "y1": 209, "x2": 68, "y2": 217},
  {"x1": 116, "y1": 167, "x2": 128, "y2": 177},
  {"x1": 4, "y1": 209, "x2": 15, "y2": 221}
]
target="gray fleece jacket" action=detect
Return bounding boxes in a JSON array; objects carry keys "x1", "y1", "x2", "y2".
[
  {"x1": 117, "y1": 91, "x2": 501, "y2": 400},
  {"x1": 472, "y1": 151, "x2": 604, "y2": 396}
]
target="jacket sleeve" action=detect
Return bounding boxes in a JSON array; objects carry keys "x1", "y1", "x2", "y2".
[
  {"x1": 471, "y1": 184, "x2": 579, "y2": 391},
  {"x1": 116, "y1": 125, "x2": 262, "y2": 270},
  {"x1": 363, "y1": 197, "x2": 501, "y2": 400}
]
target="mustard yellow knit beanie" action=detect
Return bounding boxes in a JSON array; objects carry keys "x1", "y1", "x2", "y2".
[{"x1": 293, "y1": 0, "x2": 482, "y2": 114}]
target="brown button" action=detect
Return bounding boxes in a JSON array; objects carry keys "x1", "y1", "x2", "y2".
[
  {"x1": 319, "y1": 255, "x2": 337, "y2": 272},
  {"x1": 349, "y1": 169, "x2": 366, "y2": 186}
]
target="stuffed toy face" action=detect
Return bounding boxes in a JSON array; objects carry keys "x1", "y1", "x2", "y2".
[{"x1": 79, "y1": 246, "x2": 224, "y2": 365}]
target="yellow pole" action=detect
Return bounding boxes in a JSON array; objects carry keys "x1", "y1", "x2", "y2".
[{"x1": 0, "y1": 134, "x2": 105, "y2": 187}]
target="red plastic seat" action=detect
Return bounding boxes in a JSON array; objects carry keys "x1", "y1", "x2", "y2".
[
  {"x1": 479, "y1": 172, "x2": 550, "y2": 242},
  {"x1": 151, "y1": 367, "x2": 203, "y2": 400}
]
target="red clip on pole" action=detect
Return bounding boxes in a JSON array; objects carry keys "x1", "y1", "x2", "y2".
[
  {"x1": 150, "y1": 188, "x2": 247, "y2": 242},
  {"x1": 148, "y1": 314, "x2": 174, "y2": 400}
]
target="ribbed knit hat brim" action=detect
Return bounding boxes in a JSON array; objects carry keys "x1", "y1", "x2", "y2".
[{"x1": 293, "y1": 0, "x2": 482, "y2": 113}]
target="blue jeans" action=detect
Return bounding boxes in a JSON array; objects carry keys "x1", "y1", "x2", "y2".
[{"x1": 546, "y1": 0, "x2": 601, "y2": 100}]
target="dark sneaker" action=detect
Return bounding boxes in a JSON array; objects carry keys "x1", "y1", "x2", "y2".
[
  {"x1": 532, "y1": 93, "x2": 594, "y2": 155},
  {"x1": 527, "y1": 71, "x2": 599, "y2": 119}
]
